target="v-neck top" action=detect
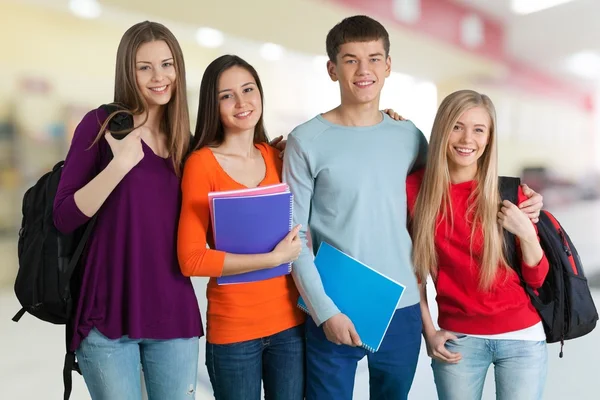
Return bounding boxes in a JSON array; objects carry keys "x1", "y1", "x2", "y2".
[
  {"x1": 178, "y1": 142, "x2": 305, "y2": 344},
  {"x1": 53, "y1": 107, "x2": 202, "y2": 351},
  {"x1": 205, "y1": 145, "x2": 268, "y2": 188}
]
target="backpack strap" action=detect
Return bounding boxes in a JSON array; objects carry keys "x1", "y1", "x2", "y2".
[
  {"x1": 498, "y1": 176, "x2": 520, "y2": 206},
  {"x1": 61, "y1": 217, "x2": 95, "y2": 400},
  {"x1": 498, "y1": 176, "x2": 522, "y2": 272}
]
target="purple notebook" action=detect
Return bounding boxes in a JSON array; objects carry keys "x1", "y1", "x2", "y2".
[{"x1": 212, "y1": 191, "x2": 294, "y2": 285}]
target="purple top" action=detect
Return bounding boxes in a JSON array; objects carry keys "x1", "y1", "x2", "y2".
[{"x1": 54, "y1": 108, "x2": 202, "y2": 351}]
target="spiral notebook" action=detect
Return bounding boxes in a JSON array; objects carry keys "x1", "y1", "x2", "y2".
[
  {"x1": 211, "y1": 187, "x2": 293, "y2": 285},
  {"x1": 297, "y1": 242, "x2": 405, "y2": 352}
]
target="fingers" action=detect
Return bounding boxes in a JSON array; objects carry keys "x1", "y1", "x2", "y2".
[
  {"x1": 349, "y1": 325, "x2": 362, "y2": 347},
  {"x1": 286, "y1": 224, "x2": 302, "y2": 241},
  {"x1": 520, "y1": 183, "x2": 533, "y2": 197},
  {"x1": 518, "y1": 194, "x2": 543, "y2": 210},
  {"x1": 269, "y1": 135, "x2": 283, "y2": 146},
  {"x1": 104, "y1": 131, "x2": 115, "y2": 144},
  {"x1": 433, "y1": 346, "x2": 462, "y2": 364}
]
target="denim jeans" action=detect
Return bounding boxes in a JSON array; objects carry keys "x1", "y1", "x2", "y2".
[
  {"x1": 76, "y1": 327, "x2": 199, "y2": 400},
  {"x1": 432, "y1": 336, "x2": 547, "y2": 400},
  {"x1": 205, "y1": 324, "x2": 305, "y2": 400},
  {"x1": 305, "y1": 303, "x2": 423, "y2": 400}
]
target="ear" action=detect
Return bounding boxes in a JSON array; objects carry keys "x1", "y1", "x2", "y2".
[
  {"x1": 327, "y1": 60, "x2": 338, "y2": 82},
  {"x1": 385, "y1": 55, "x2": 392, "y2": 78}
]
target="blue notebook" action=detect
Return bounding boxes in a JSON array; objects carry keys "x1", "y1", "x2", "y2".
[
  {"x1": 212, "y1": 191, "x2": 293, "y2": 285},
  {"x1": 298, "y1": 242, "x2": 405, "y2": 352}
]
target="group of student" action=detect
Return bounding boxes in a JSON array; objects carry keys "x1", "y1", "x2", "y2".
[{"x1": 53, "y1": 13, "x2": 548, "y2": 400}]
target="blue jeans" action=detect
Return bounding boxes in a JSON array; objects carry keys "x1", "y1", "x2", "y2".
[
  {"x1": 205, "y1": 324, "x2": 305, "y2": 400},
  {"x1": 76, "y1": 328, "x2": 199, "y2": 400},
  {"x1": 432, "y1": 336, "x2": 547, "y2": 400},
  {"x1": 305, "y1": 303, "x2": 422, "y2": 400}
]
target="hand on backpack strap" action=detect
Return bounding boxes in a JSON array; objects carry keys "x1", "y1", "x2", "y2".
[
  {"x1": 105, "y1": 127, "x2": 145, "y2": 173},
  {"x1": 518, "y1": 184, "x2": 543, "y2": 223},
  {"x1": 498, "y1": 200, "x2": 538, "y2": 243}
]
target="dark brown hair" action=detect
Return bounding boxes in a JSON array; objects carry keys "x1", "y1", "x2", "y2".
[
  {"x1": 326, "y1": 15, "x2": 390, "y2": 63},
  {"x1": 191, "y1": 55, "x2": 268, "y2": 152},
  {"x1": 96, "y1": 21, "x2": 190, "y2": 176}
]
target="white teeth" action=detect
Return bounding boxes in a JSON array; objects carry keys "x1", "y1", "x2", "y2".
[
  {"x1": 150, "y1": 86, "x2": 167, "y2": 92},
  {"x1": 236, "y1": 111, "x2": 251, "y2": 118},
  {"x1": 456, "y1": 148, "x2": 475, "y2": 154},
  {"x1": 356, "y1": 81, "x2": 373, "y2": 86}
]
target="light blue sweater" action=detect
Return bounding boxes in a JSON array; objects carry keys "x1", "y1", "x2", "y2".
[{"x1": 283, "y1": 113, "x2": 429, "y2": 325}]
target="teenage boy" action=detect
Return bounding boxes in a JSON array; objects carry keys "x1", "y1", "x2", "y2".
[{"x1": 283, "y1": 15, "x2": 543, "y2": 400}]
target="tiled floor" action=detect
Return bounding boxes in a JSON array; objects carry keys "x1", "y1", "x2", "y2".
[{"x1": 1, "y1": 200, "x2": 599, "y2": 399}]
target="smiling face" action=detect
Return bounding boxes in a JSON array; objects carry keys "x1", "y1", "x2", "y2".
[
  {"x1": 135, "y1": 40, "x2": 176, "y2": 107},
  {"x1": 446, "y1": 106, "x2": 491, "y2": 179},
  {"x1": 327, "y1": 39, "x2": 391, "y2": 106},
  {"x1": 217, "y1": 66, "x2": 262, "y2": 135}
]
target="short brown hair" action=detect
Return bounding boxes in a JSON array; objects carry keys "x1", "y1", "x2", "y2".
[{"x1": 326, "y1": 15, "x2": 390, "y2": 62}]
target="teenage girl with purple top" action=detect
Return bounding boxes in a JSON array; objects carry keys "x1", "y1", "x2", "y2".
[{"x1": 53, "y1": 21, "x2": 202, "y2": 399}]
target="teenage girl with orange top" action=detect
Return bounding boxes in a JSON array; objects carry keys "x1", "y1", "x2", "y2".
[{"x1": 177, "y1": 55, "x2": 305, "y2": 400}]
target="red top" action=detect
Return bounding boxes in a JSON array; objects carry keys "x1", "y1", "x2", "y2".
[{"x1": 406, "y1": 169, "x2": 549, "y2": 334}]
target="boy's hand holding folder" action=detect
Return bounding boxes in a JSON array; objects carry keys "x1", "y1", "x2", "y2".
[
  {"x1": 323, "y1": 313, "x2": 362, "y2": 347},
  {"x1": 297, "y1": 242, "x2": 405, "y2": 352}
]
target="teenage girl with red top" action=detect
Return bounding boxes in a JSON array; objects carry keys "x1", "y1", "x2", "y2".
[{"x1": 407, "y1": 90, "x2": 548, "y2": 400}]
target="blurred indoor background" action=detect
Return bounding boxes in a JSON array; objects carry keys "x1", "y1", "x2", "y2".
[{"x1": 1, "y1": 0, "x2": 599, "y2": 399}]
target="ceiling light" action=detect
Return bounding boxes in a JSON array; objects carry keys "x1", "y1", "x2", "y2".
[
  {"x1": 565, "y1": 51, "x2": 600, "y2": 80},
  {"x1": 510, "y1": 0, "x2": 575, "y2": 15},
  {"x1": 195, "y1": 27, "x2": 224, "y2": 48},
  {"x1": 69, "y1": 0, "x2": 102, "y2": 19},
  {"x1": 260, "y1": 43, "x2": 284, "y2": 61}
]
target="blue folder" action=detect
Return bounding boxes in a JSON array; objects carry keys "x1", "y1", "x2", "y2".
[
  {"x1": 298, "y1": 242, "x2": 405, "y2": 352},
  {"x1": 212, "y1": 192, "x2": 293, "y2": 285}
]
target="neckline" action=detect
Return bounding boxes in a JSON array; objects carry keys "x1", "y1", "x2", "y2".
[
  {"x1": 450, "y1": 179, "x2": 476, "y2": 191},
  {"x1": 206, "y1": 144, "x2": 269, "y2": 189},
  {"x1": 141, "y1": 139, "x2": 169, "y2": 160},
  {"x1": 316, "y1": 111, "x2": 388, "y2": 131}
]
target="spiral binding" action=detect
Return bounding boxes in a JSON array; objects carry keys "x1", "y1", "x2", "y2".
[
  {"x1": 287, "y1": 193, "x2": 294, "y2": 273},
  {"x1": 361, "y1": 343, "x2": 375, "y2": 353},
  {"x1": 296, "y1": 302, "x2": 310, "y2": 315}
]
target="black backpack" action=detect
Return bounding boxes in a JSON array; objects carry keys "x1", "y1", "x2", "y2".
[
  {"x1": 12, "y1": 104, "x2": 133, "y2": 400},
  {"x1": 500, "y1": 177, "x2": 598, "y2": 357}
]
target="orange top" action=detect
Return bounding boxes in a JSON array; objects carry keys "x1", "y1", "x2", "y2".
[{"x1": 177, "y1": 142, "x2": 305, "y2": 344}]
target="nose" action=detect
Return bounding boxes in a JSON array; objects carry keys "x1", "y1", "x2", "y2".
[
  {"x1": 459, "y1": 129, "x2": 474, "y2": 143},
  {"x1": 234, "y1": 93, "x2": 247, "y2": 108},
  {"x1": 356, "y1": 60, "x2": 370, "y2": 75},
  {"x1": 151, "y1": 68, "x2": 164, "y2": 82}
]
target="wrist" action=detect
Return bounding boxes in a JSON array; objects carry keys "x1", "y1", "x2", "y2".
[
  {"x1": 107, "y1": 158, "x2": 130, "y2": 178},
  {"x1": 422, "y1": 324, "x2": 437, "y2": 340},
  {"x1": 519, "y1": 233, "x2": 538, "y2": 245},
  {"x1": 267, "y1": 251, "x2": 282, "y2": 267}
]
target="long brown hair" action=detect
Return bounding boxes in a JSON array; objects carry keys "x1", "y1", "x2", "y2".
[
  {"x1": 191, "y1": 55, "x2": 269, "y2": 152},
  {"x1": 95, "y1": 21, "x2": 190, "y2": 176},
  {"x1": 412, "y1": 90, "x2": 509, "y2": 290}
]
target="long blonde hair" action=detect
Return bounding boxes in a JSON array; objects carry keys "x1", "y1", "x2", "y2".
[
  {"x1": 95, "y1": 21, "x2": 190, "y2": 176},
  {"x1": 412, "y1": 90, "x2": 509, "y2": 290}
]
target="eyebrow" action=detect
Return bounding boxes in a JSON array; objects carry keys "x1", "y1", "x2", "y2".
[
  {"x1": 456, "y1": 121, "x2": 488, "y2": 128},
  {"x1": 136, "y1": 58, "x2": 173, "y2": 64},
  {"x1": 341, "y1": 53, "x2": 385, "y2": 58},
  {"x1": 218, "y1": 82, "x2": 256, "y2": 94}
]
